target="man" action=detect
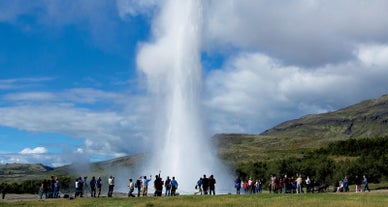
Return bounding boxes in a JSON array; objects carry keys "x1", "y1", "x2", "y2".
[
  {"x1": 164, "y1": 176, "x2": 171, "y2": 196},
  {"x1": 128, "y1": 179, "x2": 135, "y2": 197},
  {"x1": 171, "y1": 177, "x2": 178, "y2": 196},
  {"x1": 96, "y1": 177, "x2": 102, "y2": 197},
  {"x1": 53, "y1": 177, "x2": 60, "y2": 198},
  {"x1": 90, "y1": 176, "x2": 96, "y2": 198},
  {"x1": 202, "y1": 175, "x2": 209, "y2": 195},
  {"x1": 362, "y1": 175, "x2": 370, "y2": 192},
  {"x1": 209, "y1": 175, "x2": 216, "y2": 195},
  {"x1": 234, "y1": 177, "x2": 241, "y2": 195},
  {"x1": 108, "y1": 176, "x2": 115, "y2": 197},
  {"x1": 136, "y1": 177, "x2": 142, "y2": 197},
  {"x1": 195, "y1": 178, "x2": 203, "y2": 195},
  {"x1": 154, "y1": 174, "x2": 163, "y2": 197},
  {"x1": 142, "y1": 175, "x2": 152, "y2": 196},
  {"x1": 1, "y1": 185, "x2": 7, "y2": 200}
]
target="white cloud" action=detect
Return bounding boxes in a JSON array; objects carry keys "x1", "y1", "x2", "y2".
[
  {"x1": 205, "y1": 46, "x2": 388, "y2": 133},
  {"x1": 20, "y1": 147, "x2": 48, "y2": 154},
  {"x1": 116, "y1": 0, "x2": 159, "y2": 18},
  {"x1": 356, "y1": 44, "x2": 388, "y2": 67},
  {"x1": 203, "y1": 0, "x2": 388, "y2": 66}
]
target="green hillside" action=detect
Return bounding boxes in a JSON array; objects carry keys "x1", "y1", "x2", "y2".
[{"x1": 215, "y1": 94, "x2": 388, "y2": 165}]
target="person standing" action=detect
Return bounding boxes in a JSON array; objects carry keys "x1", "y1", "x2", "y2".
[
  {"x1": 234, "y1": 177, "x2": 241, "y2": 195},
  {"x1": 202, "y1": 175, "x2": 209, "y2": 195},
  {"x1": 53, "y1": 177, "x2": 60, "y2": 198},
  {"x1": 362, "y1": 175, "x2": 370, "y2": 192},
  {"x1": 305, "y1": 176, "x2": 311, "y2": 193},
  {"x1": 108, "y1": 176, "x2": 115, "y2": 197},
  {"x1": 128, "y1": 179, "x2": 135, "y2": 197},
  {"x1": 96, "y1": 177, "x2": 102, "y2": 198},
  {"x1": 90, "y1": 176, "x2": 96, "y2": 198},
  {"x1": 171, "y1": 177, "x2": 178, "y2": 196},
  {"x1": 343, "y1": 176, "x2": 349, "y2": 192},
  {"x1": 136, "y1": 177, "x2": 142, "y2": 197},
  {"x1": 154, "y1": 174, "x2": 163, "y2": 197},
  {"x1": 354, "y1": 175, "x2": 361, "y2": 193},
  {"x1": 209, "y1": 175, "x2": 216, "y2": 195},
  {"x1": 2, "y1": 184, "x2": 7, "y2": 200},
  {"x1": 142, "y1": 175, "x2": 152, "y2": 196},
  {"x1": 164, "y1": 176, "x2": 171, "y2": 196},
  {"x1": 296, "y1": 175, "x2": 303, "y2": 194}
]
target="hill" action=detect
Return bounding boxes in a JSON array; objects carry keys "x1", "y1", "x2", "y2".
[
  {"x1": 261, "y1": 94, "x2": 388, "y2": 140},
  {"x1": 215, "y1": 94, "x2": 388, "y2": 165},
  {"x1": 0, "y1": 155, "x2": 144, "y2": 184},
  {"x1": 0, "y1": 163, "x2": 53, "y2": 183}
]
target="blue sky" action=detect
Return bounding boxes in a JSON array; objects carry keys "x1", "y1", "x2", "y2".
[{"x1": 1, "y1": 0, "x2": 388, "y2": 167}]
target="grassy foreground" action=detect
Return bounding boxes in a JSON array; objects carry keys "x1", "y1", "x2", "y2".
[{"x1": 1, "y1": 193, "x2": 387, "y2": 207}]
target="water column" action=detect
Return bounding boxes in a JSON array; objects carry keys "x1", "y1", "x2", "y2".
[{"x1": 137, "y1": 0, "x2": 227, "y2": 193}]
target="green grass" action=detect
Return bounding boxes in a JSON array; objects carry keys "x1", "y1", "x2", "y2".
[{"x1": 1, "y1": 193, "x2": 387, "y2": 207}]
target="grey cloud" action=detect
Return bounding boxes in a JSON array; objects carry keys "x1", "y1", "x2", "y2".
[
  {"x1": 204, "y1": 0, "x2": 388, "y2": 66},
  {"x1": 204, "y1": 48, "x2": 388, "y2": 133}
]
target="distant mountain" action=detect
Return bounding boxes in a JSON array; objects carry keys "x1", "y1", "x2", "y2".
[
  {"x1": 0, "y1": 155, "x2": 144, "y2": 183},
  {"x1": 261, "y1": 94, "x2": 388, "y2": 141},
  {"x1": 0, "y1": 163, "x2": 54, "y2": 182},
  {"x1": 215, "y1": 94, "x2": 388, "y2": 164}
]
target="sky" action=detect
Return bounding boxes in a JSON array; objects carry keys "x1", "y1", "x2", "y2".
[{"x1": 1, "y1": 0, "x2": 388, "y2": 167}]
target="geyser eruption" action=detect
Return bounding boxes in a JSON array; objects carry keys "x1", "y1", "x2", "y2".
[{"x1": 137, "y1": 0, "x2": 230, "y2": 193}]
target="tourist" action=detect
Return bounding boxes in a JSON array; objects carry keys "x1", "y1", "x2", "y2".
[
  {"x1": 142, "y1": 175, "x2": 152, "y2": 196},
  {"x1": 53, "y1": 177, "x2": 60, "y2": 198},
  {"x1": 354, "y1": 175, "x2": 361, "y2": 193},
  {"x1": 108, "y1": 176, "x2": 115, "y2": 197},
  {"x1": 136, "y1": 177, "x2": 142, "y2": 197},
  {"x1": 154, "y1": 174, "x2": 163, "y2": 197},
  {"x1": 305, "y1": 176, "x2": 311, "y2": 193},
  {"x1": 128, "y1": 179, "x2": 135, "y2": 197},
  {"x1": 209, "y1": 175, "x2": 216, "y2": 195},
  {"x1": 195, "y1": 178, "x2": 203, "y2": 195},
  {"x1": 202, "y1": 175, "x2": 209, "y2": 195},
  {"x1": 38, "y1": 182, "x2": 44, "y2": 199},
  {"x1": 96, "y1": 177, "x2": 102, "y2": 197},
  {"x1": 296, "y1": 175, "x2": 303, "y2": 194},
  {"x1": 171, "y1": 177, "x2": 178, "y2": 196},
  {"x1": 90, "y1": 176, "x2": 96, "y2": 198},
  {"x1": 1, "y1": 186, "x2": 5, "y2": 200},
  {"x1": 234, "y1": 177, "x2": 241, "y2": 194},
  {"x1": 164, "y1": 176, "x2": 171, "y2": 196},
  {"x1": 343, "y1": 176, "x2": 349, "y2": 192},
  {"x1": 362, "y1": 175, "x2": 370, "y2": 192},
  {"x1": 74, "y1": 178, "x2": 80, "y2": 198}
]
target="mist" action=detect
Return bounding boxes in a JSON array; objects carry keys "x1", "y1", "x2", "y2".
[{"x1": 135, "y1": 0, "x2": 232, "y2": 194}]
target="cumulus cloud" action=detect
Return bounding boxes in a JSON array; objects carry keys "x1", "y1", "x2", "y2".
[
  {"x1": 205, "y1": 43, "x2": 388, "y2": 133},
  {"x1": 0, "y1": 77, "x2": 152, "y2": 166},
  {"x1": 20, "y1": 147, "x2": 48, "y2": 154},
  {"x1": 203, "y1": 0, "x2": 388, "y2": 66}
]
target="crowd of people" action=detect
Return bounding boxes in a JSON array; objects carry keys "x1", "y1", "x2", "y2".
[
  {"x1": 129, "y1": 172, "x2": 180, "y2": 197},
  {"x1": 31, "y1": 172, "x2": 373, "y2": 200},
  {"x1": 38, "y1": 176, "x2": 61, "y2": 199},
  {"x1": 234, "y1": 174, "x2": 372, "y2": 194},
  {"x1": 193, "y1": 174, "x2": 217, "y2": 195}
]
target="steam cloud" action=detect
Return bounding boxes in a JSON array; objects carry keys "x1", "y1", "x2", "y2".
[{"x1": 136, "y1": 0, "x2": 231, "y2": 193}]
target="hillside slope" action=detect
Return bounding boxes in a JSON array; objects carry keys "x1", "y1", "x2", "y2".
[
  {"x1": 261, "y1": 94, "x2": 388, "y2": 141},
  {"x1": 216, "y1": 94, "x2": 388, "y2": 164}
]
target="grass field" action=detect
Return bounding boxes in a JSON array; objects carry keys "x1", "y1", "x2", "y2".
[{"x1": 1, "y1": 192, "x2": 387, "y2": 207}]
